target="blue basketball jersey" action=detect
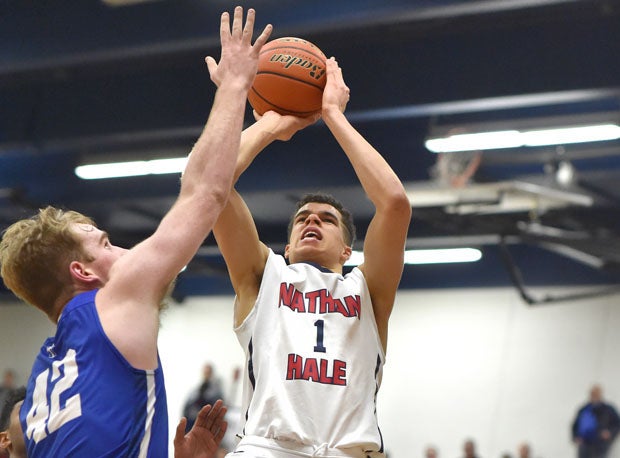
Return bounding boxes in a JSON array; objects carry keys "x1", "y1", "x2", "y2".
[{"x1": 20, "y1": 289, "x2": 168, "y2": 457}]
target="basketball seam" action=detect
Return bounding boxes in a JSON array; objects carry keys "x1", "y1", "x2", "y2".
[{"x1": 259, "y1": 46, "x2": 326, "y2": 63}]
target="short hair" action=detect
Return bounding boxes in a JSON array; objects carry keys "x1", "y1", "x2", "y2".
[
  {"x1": 287, "y1": 193, "x2": 356, "y2": 247},
  {"x1": 0, "y1": 386, "x2": 26, "y2": 431},
  {"x1": 0, "y1": 206, "x2": 95, "y2": 313}
]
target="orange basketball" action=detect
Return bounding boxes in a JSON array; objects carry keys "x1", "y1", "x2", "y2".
[{"x1": 249, "y1": 37, "x2": 327, "y2": 117}]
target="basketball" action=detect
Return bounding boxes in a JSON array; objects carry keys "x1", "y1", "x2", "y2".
[{"x1": 249, "y1": 37, "x2": 327, "y2": 117}]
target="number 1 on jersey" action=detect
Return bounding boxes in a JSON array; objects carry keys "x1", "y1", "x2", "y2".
[{"x1": 314, "y1": 319, "x2": 327, "y2": 353}]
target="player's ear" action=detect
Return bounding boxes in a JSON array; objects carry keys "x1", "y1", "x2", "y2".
[
  {"x1": 340, "y1": 245, "x2": 352, "y2": 264},
  {"x1": 69, "y1": 261, "x2": 99, "y2": 285},
  {"x1": 0, "y1": 430, "x2": 11, "y2": 450},
  {"x1": 284, "y1": 244, "x2": 291, "y2": 259}
]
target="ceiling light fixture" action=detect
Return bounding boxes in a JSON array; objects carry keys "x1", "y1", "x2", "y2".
[
  {"x1": 344, "y1": 247, "x2": 482, "y2": 266},
  {"x1": 75, "y1": 157, "x2": 187, "y2": 180},
  {"x1": 425, "y1": 123, "x2": 620, "y2": 153}
]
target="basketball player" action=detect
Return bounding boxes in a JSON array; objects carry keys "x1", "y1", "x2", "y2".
[
  {"x1": 0, "y1": 387, "x2": 26, "y2": 458},
  {"x1": 213, "y1": 57, "x2": 411, "y2": 457},
  {"x1": 0, "y1": 7, "x2": 271, "y2": 457},
  {"x1": 0, "y1": 387, "x2": 228, "y2": 458}
]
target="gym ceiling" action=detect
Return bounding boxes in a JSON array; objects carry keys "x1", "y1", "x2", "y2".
[{"x1": 1, "y1": 0, "x2": 619, "y2": 302}]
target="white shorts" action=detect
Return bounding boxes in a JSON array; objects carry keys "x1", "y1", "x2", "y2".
[{"x1": 226, "y1": 436, "x2": 384, "y2": 458}]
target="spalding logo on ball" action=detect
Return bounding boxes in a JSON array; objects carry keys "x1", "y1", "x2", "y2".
[{"x1": 249, "y1": 37, "x2": 327, "y2": 117}]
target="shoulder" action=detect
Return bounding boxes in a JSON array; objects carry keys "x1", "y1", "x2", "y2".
[
  {"x1": 262, "y1": 249, "x2": 287, "y2": 275},
  {"x1": 58, "y1": 290, "x2": 99, "y2": 322},
  {"x1": 267, "y1": 249, "x2": 284, "y2": 264},
  {"x1": 346, "y1": 266, "x2": 365, "y2": 280}
]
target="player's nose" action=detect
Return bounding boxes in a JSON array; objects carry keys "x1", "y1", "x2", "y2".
[{"x1": 305, "y1": 213, "x2": 321, "y2": 224}]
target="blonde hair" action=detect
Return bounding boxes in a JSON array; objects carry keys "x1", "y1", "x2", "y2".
[{"x1": 0, "y1": 206, "x2": 95, "y2": 314}]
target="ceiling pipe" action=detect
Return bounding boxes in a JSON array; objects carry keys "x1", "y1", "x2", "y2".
[{"x1": 498, "y1": 237, "x2": 620, "y2": 305}]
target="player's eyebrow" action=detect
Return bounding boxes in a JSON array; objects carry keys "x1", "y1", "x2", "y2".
[{"x1": 294, "y1": 209, "x2": 340, "y2": 221}]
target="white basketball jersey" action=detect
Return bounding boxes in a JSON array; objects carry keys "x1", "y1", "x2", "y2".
[{"x1": 235, "y1": 250, "x2": 386, "y2": 455}]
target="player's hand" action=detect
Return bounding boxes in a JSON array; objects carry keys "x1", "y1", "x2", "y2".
[
  {"x1": 254, "y1": 110, "x2": 320, "y2": 141},
  {"x1": 322, "y1": 57, "x2": 350, "y2": 116},
  {"x1": 205, "y1": 6, "x2": 272, "y2": 90},
  {"x1": 173, "y1": 399, "x2": 228, "y2": 458}
]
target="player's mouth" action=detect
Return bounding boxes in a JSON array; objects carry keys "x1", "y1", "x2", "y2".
[{"x1": 301, "y1": 228, "x2": 322, "y2": 241}]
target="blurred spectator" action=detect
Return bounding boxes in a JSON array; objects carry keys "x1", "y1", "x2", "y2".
[
  {"x1": 0, "y1": 371, "x2": 16, "y2": 415},
  {"x1": 460, "y1": 438, "x2": 481, "y2": 458},
  {"x1": 571, "y1": 384, "x2": 620, "y2": 458},
  {"x1": 182, "y1": 363, "x2": 224, "y2": 433},
  {"x1": 0, "y1": 370, "x2": 17, "y2": 456},
  {"x1": 517, "y1": 442, "x2": 532, "y2": 458},
  {"x1": 220, "y1": 366, "x2": 242, "y2": 452},
  {"x1": 425, "y1": 444, "x2": 439, "y2": 457}
]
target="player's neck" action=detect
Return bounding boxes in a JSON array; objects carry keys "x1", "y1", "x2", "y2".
[{"x1": 297, "y1": 259, "x2": 343, "y2": 275}]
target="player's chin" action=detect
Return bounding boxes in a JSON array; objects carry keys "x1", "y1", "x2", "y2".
[{"x1": 290, "y1": 244, "x2": 323, "y2": 261}]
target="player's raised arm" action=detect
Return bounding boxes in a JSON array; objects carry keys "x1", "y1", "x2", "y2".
[
  {"x1": 214, "y1": 111, "x2": 318, "y2": 326},
  {"x1": 99, "y1": 7, "x2": 272, "y2": 369},
  {"x1": 321, "y1": 57, "x2": 411, "y2": 351},
  {"x1": 0, "y1": 7, "x2": 273, "y2": 458}
]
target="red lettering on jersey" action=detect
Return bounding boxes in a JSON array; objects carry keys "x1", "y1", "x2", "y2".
[
  {"x1": 286, "y1": 353, "x2": 303, "y2": 380},
  {"x1": 318, "y1": 289, "x2": 331, "y2": 314},
  {"x1": 279, "y1": 283, "x2": 306, "y2": 312},
  {"x1": 279, "y1": 283, "x2": 360, "y2": 319},
  {"x1": 318, "y1": 358, "x2": 333, "y2": 384},
  {"x1": 333, "y1": 359, "x2": 347, "y2": 385},
  {"x1": 302, "y1": 357, "x2": 319, "y2": 381},
  {"x1": 333, "y1": 298, "x2": 349, "y2": 317},
  {"x1": 305, "y1": 290, "x2": 320, "y2": 313},
  {"x1": 344, "y1": 295, "x2": 361, "y2": 319},
  {"x1": 285, "y1": 354, "x2": 347, "y2": 386},
  {"x1": 290, "y1": 290, "x2": 306, "y2": 313},
  {"x1": 279, "y1": 283, "x2": 295, "y2": 308}
]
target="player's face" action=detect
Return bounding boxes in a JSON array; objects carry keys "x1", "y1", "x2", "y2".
[
  {"x1": 0, "y1": 400, "x2": 26, "y2": 457},
  {"x1": 285, "y1": 202, "x2": 351, "y2": 268},
  {"x1": 72, "y1": 223, "x2": 128, "y2": 284}
]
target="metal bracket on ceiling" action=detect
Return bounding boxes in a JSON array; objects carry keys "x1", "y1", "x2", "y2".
[{"x1": 498, "y1": 237, "x2": 620, "y2": 306}]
